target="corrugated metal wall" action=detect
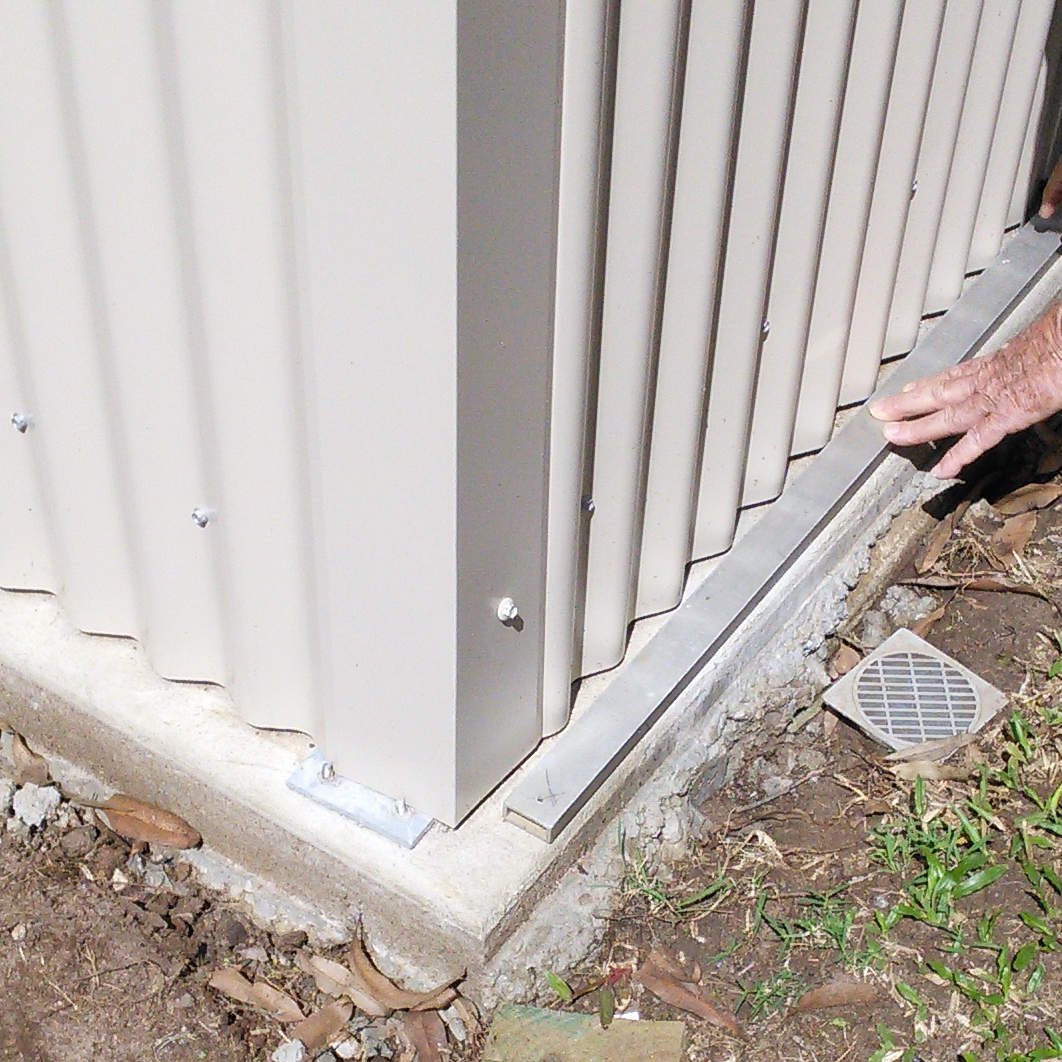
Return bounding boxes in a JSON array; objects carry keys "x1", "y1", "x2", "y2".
[
  {"x1": 0, "y1": 0, "x2": 1059, "y2": 827},
  {"x1": 545, "y1": 0, "x2": 1062, "y2": 736}
]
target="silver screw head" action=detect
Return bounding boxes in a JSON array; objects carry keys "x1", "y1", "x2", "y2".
[
  {"x1": 911, "y1": 178, "x2": 919, "y2": 197},
  {"x1": 10, "y1": 412, "x2": 29, "y2": 433},
  {"x1": 761, "y1": 319, "x2": 771, "y2": 339},
  {"x1": 320, "y1": 760, "x2": 336, "y2": 783},
  {"x1": 191, "y1": 507, "x2": 211, "y2": 528},
  {"x1": 497, "y1": 597, "x2": 520, "y2": 624},
  {"x1": 581, "y1": 495, "x2": 596, "y2": 514}
]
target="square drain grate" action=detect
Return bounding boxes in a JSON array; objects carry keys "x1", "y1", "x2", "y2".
[{"x1": 823, "y1": 628, "x2": 1007, "y2": 751}]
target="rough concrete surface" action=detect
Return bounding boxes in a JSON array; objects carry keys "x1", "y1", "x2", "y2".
[{"x1": 0, "y1": 252, "x2": 1060, "y2": 1006}]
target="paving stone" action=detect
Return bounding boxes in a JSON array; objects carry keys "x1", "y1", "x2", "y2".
[{"x1": 483, "y1": 1004, "x2": 687, "y2": 1062}]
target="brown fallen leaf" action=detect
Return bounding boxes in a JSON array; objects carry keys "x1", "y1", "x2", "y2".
[
  {"x1": 346, "y1": 935, "x2": 459, "y2": 1012},
  {"x1": 450, "y1": 995, "x2": 482, "y2": 1039},
  {"x1": 635, "y1": 956, "x2": 743, "y2": 1038},
  {"x1": 91, "y1": 794, "x2": 201, "y2": 849},
  {"x1": 884, "y1": 732, "x2": 979, "y2": 762},
  {"x1": 910, "y1": 603, "x2": 947, "y2": 639},
  {"x1": 11, "y1": 732, "x2": 50, "y2": 786},
  {"x1": 208, "y1": 967, "x2": 304, "y2": 1023},
  {"x1": 790, "y1": 978, "x2": 877, "y2": 1014},
  {"x1": 402, "y1": 1010, "x2": 448, "y2": 1062},
  {"x1": 646, "y1": 949, "x2": 700, "y2": 987},
  {"x1": 994, "y1": 482, "x2": 1062, "y2": 515},
  {"x1": 291, "y1": 999, "x2": 353, "y2": 1053},
  {"x1": 828, "y1": 643, "x2": 862, "y2": 680},
  {"x1": 294, "y1": 950, "x2": 390, "y2": 1017},
  {"x1": 915, "y1": 511, "x2": 960, "y2": 574},
  {"x1": 891, "y1": 759, "x2": 974, "y2": 782},
  {"x1": 991, "y1": 511, "x2": 1037, "y2": 563},
  {"x1": 901, "y1": 573, "x2": 1060, "y2": 612}
]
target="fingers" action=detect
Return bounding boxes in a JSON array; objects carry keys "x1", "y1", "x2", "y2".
[
  {"x1": 929, "y1": 416, "x2": 1009, "y2": 480},
  {"x1": 1041, "y1": 155, "x2": 1062, "y2": 218},
  {"x1": 869, "y1": 365, "x2": 979, "y2": 422},
  {"x1": 878, "y1": 394, "x2": 986, "y2": 447}
]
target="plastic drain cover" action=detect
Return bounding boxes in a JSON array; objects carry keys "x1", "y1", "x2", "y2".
[{"x1": 824, "y1": 629, "x2": 1006, "y2": 751}]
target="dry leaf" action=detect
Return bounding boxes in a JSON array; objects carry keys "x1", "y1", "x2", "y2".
[
  {"x1": 994, "y1": 482, "x2": 1062, "y2": 515},
  {"x1": 635, "y1": 956, "x2": 743, "y2": 1038},
  {"x1": 294, "y1": 950, "x2": 390, "y2": 1017},
  {"x1": 291, "y1": 1000, "x2": 353, "y2": 1053},
  {"x1": 891, "y1": 760, "x2": 974, "y2": 782},
  {"x1": 916, "y1": 513, "x2": 958, "y2": 574},
  {"x1": 910, "y1": 604, "x2": 946, "y2": 639},
  {"x1": 450, "y1": 995, "x2": 482, "y2": 1039},
  {"x1": 401, "y1": 1010, "x2": 448, "y2": 1062},
  {"x1": 901, "y1": 573, "x2": 1059, "y2": 612},
  {"x1": 646, "y1": 950, "x2": 700, "y2": 986},
  {"x1": 790, "y1": 979, "x2": 877, "y2": 1014},
  {"x1": 93, "y1": 795, "x2": 200, "y2": 849},
  {"x1": 11, "y1": 732, "x2": 50, "y2": 786},
  {"x1": 884, "y1": 732, "x2": 978, "y2": 762},
  {"x1": 208, "y1": 967, "x2": 304, "y2": 1023},
  {"x1": 828, "y1": 643, "x2": 861, "y2": 680},
  {"x1": 346, "y1": 936, "x2": 459, "y2": 1012},
  {"x1": 991, "y1": 511, "x2": 1037, "y2": 562}
]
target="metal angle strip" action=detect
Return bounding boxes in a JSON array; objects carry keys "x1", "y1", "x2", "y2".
[{"x1": 503, "y1": 221, "x2": 1061, "y2": 842}]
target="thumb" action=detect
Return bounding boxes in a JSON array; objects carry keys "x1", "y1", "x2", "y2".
[{"x1": 1041, "y1": 157, "x2": 1062, "y2": 218}]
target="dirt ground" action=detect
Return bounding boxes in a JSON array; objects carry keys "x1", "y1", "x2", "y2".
[{"x1": 3, "y1": 434, "x2": 1062, "y2": 1061}]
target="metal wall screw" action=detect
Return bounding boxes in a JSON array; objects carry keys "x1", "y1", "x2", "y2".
[
  {"x1": 10, "y1": 412, "x2": 30, "y2": 434},
  {"x1": 911, "y1": 178, "x2": 919, "y2": 197},
  {"x1": 581, "y1": 495, "x2": 596, "y2": 514},
  {"x1": 761, "y1": 319, "x2": 771, "y2": 338},
  {"x1": 191, "y1": 507, "x2": 211, "y2": 528},
  {"x1": 320, "y1": 760, "x2": 336, "y2": 783},
  {"x1": 497, "y1": 597, "x2": 520, "y2": 624}
]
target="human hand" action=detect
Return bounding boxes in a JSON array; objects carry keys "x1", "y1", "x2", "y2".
[
  {"x1": 1041, "y1": 155, "x2": 1062, "y2": 219},
  {"x1": 868, "y1": 303, "x2": 1062, "y2": 479}
]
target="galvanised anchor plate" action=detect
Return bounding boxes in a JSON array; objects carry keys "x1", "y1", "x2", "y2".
[{"x1": 287, "y1": 748, "x2": 434, "y2": 849}]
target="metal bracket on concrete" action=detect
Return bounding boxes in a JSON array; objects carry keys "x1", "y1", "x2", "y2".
[
  {"x1": 287, "y1": 748, "x2": 435, "y2": 849},
  {"x1": 504, "y1": 221, "x2": 1062, "y2": 843}
]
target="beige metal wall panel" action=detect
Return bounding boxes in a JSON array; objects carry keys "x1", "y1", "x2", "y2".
[
  {"x1": 884, "y1": 0, "x2": 984, "y2": 358},
  {"x1": 741, "y1": 0, "x2": 857, "y2": 507},
  {"x1": 634, "y1": 0, "x2": 747, "y2": 618},
  {"x1": 541, "y1": 0, "x2": 612, "y2": 737},
  {"x1": 165, "y1": 2, "x2": 317, "y2": 724},
  {"x1": 925, "y1": 0, "x2": 1020, "y2": 313},
  {"x1": 790, "y1": 0, "x2": 904, "y2": 456},
  {"x1": 61, "y1": 1, "x2": 227, "y2": 683},
  {"x1": 0, "y1": 2, "x2": 141, "y2": 638},
  {"x1": 1008, "y1": 61, "x2": 1046, "y2": 228},
  {"x1": 969, "y1": 0, "x2": 1055, "y2": 270},
  {"x1": 690, "y1": 0, "x2": 806, "y2": 560},
  {"x1": 579, "y1": 0, "x2": 683, "y2": 674},
  {"x1": 838, "y1": 0, "x2": 946, "y2": 407}
]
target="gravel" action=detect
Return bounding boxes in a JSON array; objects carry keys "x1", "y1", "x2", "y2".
[{"x1": 12, "y1": 783, "x2": 62, "y2": 829}]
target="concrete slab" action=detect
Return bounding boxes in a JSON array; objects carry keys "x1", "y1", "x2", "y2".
[{"x1": 1, "y1": 242, "x2": 1061, "y2": 1003}]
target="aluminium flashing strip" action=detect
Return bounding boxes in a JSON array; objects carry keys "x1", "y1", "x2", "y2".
[{"x1": 504, "y1": 221, "x2": 1061, "y2": 843}]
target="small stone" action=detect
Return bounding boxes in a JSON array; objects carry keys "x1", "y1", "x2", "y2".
[
  {"x1": 111, "y1": 867, "x2": 130, "y2": 892},
  {"x1": 880, "y1": 585, "x2": 937, "y2": 627},
  {"x1": 858, "y1": 609, "x2": 891, "y2": 649},
  {"x1": 440, "y1": 1004, "x2": 468, "y2": 1043},
  {"x1": 11, "y1": 784, "x2": 61, "y2": 829},
  {"x1": 333, "y1": 1037, "x2": 359, "y2": 1060},
  {"x1": 314, "y1": 1052, "x2": 337, "y2": 1062},
  {"x1": 59, "y1": 824, "x2": 98, "y2": 858},
  {"x1": 236, "y1": 944, "x2": 269, "y2": 963},
  {"x1": 174, "y1": 992, "x2": 195, "y2": 1010},
  {"x1": 10, "y1": 923, "x2": 26, "y2": 942},
  {"x1": 270, "y1": 1041, "x2": 306, "y2": 1062},
  {"x1": 0, "y1": 779, "x2": 14, "y2": 815}
]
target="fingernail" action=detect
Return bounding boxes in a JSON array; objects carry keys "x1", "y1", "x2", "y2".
[
  {"x1": 881, "y1": 423, "x2": 900, "y2": 441},
  {"x1": 867, "y1": 400, "x2": 883, "y2": 419}
]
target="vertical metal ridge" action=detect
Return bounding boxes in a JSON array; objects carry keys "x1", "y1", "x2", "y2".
[
  {"x1": 267, "y1": 0, "x2": 328, "y2": 740},
  {"x1": 579, "y1": 0, "x2": 685, "y2": 674},
  {"x1": 741, "y1": 0, "x2": 859, "y2": 508},
  {"x1": 790, "y1": 0, "x2": 905, "y2": 456},
  {"x1": 884, "y1": 0, "x2": 984, "y2": 359},
  {"x1": 150, "y1": 1, "x2": 236, "y2": 685},
  {"x1": 690, "y1": 0, "x2": 809, "y2": 558},
  {"x1": 542, "y1": 0, "x2": 612, "y2": 737},
  {"x1": 837, "y1": 0, "x2": 946, "y2": 406}
]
